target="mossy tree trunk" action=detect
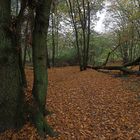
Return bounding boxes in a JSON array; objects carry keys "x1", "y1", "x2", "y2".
[
  {"x1": 32, "y1": 0, "x2": 55, "y2": 136},
  {"x1": 0, "y1": 0, "x2": 23, "y2": 132}
]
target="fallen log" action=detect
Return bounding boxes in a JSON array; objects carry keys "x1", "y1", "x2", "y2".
[
  {"x1": 124, "y1": 56, "x2": 140, "y2": 67},
  {"x1": 87, "y1": 55, "x2": 140, "y2": 75},
  {"x1": 87, "y1": 65, "x2": 140, "y2": 75}
]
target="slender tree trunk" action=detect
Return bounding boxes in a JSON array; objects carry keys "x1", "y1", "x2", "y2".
[
  {"x1": 82, "y1": 0, "x2": 87, "y2": 70},
  {"x1": 123, "y1": 42, "x2": 129, "y2": 64},
  {"x1": 76, "y1": 0, "x2": 87, "y2": 70},
  {"x1": 66, "y1": 0, "x2": 82, "y2": 71},
  {"x1": 130, "y1": 24, "x2": 134, "y2": 61},
  {"x1": 85, "y1": 1, "x2": 90, "y2": 69},
  {"x1": 27, "y1": 47, "x2": 32, "y2": 62},
  {"x1": 51, "y1": 13, "x2": 55, "y2": 67},
  {"x1": 16, "y1": 0, "x2": 19, "y2": 15},
  {"x1": 46, "y1": 44, "x2": 51, "y2": 68},
  {"x1": 0, "y1": 0, "x2": 23, "y2": 131},
  {"x1": 55, "y1": 9, "x2": 59, "y2": 58},
  {"x1": 15, "y1": 0, "x2": 27, "y2": 87},
  {"x1": 23, "y1": 21, "x2": 29, "y2": 67}
]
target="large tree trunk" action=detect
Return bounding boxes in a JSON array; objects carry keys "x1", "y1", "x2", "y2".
[
  {"x1": 0, "y1": 0, "x2": 23, "y2": 131},
  {"x1": 32, "y1": 0, "x2": 56, "y2": 136}
]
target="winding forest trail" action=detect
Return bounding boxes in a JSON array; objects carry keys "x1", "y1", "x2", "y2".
[{"x1": 0, "y1": 66, "x2": 140, "y2": 140}]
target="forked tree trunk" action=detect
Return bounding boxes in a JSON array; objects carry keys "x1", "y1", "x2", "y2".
[{"x1": 0, "y1": 0, "x2": 23, "y2": 131}]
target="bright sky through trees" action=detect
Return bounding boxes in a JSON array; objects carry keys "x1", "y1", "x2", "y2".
[
  {"x1": 94, "y1": 1, "x2": 110, "y2": 33},
  {"x1": 94, "y1": 10, "x2": 106, "y2": 32}
]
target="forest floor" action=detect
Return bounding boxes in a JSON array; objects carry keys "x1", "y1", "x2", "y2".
[{"x1": 0, "y1": 66, "x2": 140, "y2": 140}]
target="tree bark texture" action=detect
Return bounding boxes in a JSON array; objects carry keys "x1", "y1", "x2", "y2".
[{"x1": 0, "y1": 0, "x2": 23, "y2": 131}]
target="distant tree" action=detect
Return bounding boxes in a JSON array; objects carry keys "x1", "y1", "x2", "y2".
[
  {"x1": 66, "y1": 0, "x2": 104, "y2": 70},
  {"x1": 105, "y1": 0, "x2": 140, "y2": 63}
]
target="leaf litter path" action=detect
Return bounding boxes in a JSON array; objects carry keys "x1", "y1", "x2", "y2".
[
  {"x1": 47, "y1": 67, "x2": 140, "y2": 140},
  {"x1": 1, "y1": 66, "x2": 140, "y2": 140}
]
